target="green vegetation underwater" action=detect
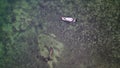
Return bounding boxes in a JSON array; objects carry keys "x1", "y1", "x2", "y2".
[{"x1": 0, "y1": 0, "x2": 120, "y2": 68}]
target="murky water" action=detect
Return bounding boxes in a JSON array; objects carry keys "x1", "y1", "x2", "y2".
[{"x1": 0, "y1": 0, "x2": 120, "y2": 68}]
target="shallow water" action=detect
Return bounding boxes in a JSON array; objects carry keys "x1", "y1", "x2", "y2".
[{"x1": 0, "y1": 0, "x2": 120, "y2": 68}]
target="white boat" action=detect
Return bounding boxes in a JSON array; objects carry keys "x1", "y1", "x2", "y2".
[{"x1": 61, "y1": 17, "x2": 76, "y2": 23}]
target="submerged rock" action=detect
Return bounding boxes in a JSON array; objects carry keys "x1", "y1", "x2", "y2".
[{"x1": 38, "y1": 34, "x2": 64, "y2": 68}]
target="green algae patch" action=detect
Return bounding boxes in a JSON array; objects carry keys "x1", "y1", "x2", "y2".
[{"x1": 38, "y1": 34, "x2": 64, "y2": 68}]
